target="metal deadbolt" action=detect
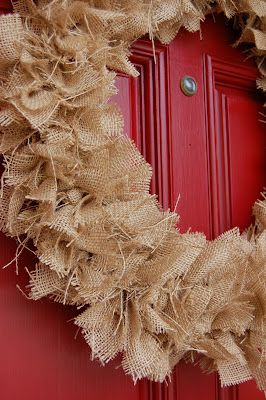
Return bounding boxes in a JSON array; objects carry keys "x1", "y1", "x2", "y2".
[{"x1": 180, "y1": 76, "x2": 197, "y2": 96}]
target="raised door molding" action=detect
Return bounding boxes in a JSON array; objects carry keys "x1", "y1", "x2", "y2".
[
  {"x1": 117, "y1": 38, "x2": 172, "y2": 211},
  {"x1": 130, "y1": 39, "x2": 175, "y2": 400},
  {"x1": 204, "y1": 53, "x2": 258, "y2": 238}
]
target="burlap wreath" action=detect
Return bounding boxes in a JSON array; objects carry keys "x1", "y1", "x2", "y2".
[{"x1": 0, "y1": 0, "x2": 265, "y2": 390}]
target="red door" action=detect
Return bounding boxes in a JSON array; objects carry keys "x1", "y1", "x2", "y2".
[{"x1": 0, "y1": 3, "x2": 265, "y2": 400}]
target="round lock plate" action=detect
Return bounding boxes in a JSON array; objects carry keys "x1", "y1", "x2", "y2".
[{"x1": 180, "y1": 76, "x2": 197, "y2": 96}]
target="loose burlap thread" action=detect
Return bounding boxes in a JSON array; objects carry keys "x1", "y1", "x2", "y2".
[{"x1": 0, "y1": 0, "x2": 265, "y2": 390}]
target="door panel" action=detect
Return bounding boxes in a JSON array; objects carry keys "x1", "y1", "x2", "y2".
[
  {"x1": 0, "y1": 3, "x2": 265, "y2": 400},
  {"x1": 116, "y1": 40, "x2": 171, "y2": 210}
]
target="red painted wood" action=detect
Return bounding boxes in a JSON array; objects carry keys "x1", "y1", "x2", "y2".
[{"x1": 0, "y1": 4, "x2": 265, "y2": 400}]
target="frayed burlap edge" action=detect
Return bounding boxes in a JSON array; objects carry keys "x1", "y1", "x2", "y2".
[{"x1": 0, "y1": 0, "x2": 265, "y2": 390}]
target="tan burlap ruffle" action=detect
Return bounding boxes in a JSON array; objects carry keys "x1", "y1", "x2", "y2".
[{"x1": 0, "y1": 0, "x2": 265, "y2": 390}]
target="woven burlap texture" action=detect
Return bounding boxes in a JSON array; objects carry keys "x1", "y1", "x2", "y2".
[{"x1": 0, "y1": 0, "x2": 265, "y2": 389}]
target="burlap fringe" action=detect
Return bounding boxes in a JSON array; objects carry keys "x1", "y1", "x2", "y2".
[{"x1": 0, "y1": 0, "x2": 265, "y2": 389}]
